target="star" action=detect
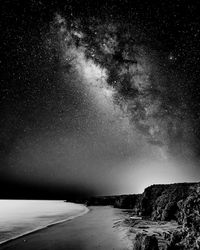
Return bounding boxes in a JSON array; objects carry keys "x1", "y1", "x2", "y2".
[{"x1": 168, "y1": 53, "x2": 177, "y2": 61}]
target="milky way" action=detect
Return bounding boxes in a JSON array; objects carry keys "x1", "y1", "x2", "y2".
[
  {"x1": 51, "y1": 13, "x2": 197, "y2": 161},
  {"x1": 1, "y1": 0, "x2": 200, "y2": 198}
]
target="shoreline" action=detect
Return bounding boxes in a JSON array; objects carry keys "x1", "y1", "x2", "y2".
[
  {"x1": 0, "y1": 204, "x2": 89, "y2": 246},
  {"x1": 0, "y1": 206, "x2": 132, "y2": 250},
  {"x1": 0, "y1": 205, "x2": 181, "y2": 250}
]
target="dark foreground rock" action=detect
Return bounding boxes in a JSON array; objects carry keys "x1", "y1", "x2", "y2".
[{"x1": 134, "y1": 233, "x2": 159, "y2": 250}]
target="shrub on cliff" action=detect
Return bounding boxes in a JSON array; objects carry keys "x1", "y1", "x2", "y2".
[
  {"x1": 141, "y1": 183, "x2": 197, "y2": 221},
  {"x1": 167, "y1": 185, "x2": 200, "y2": 249}
]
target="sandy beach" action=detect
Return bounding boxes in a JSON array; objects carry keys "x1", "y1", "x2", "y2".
[{"x1": 0, "y1": 206, "x2": 132, "y2": 250}]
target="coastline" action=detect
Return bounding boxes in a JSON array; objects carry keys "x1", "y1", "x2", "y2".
[
  {"x1": 0, "y1": 206, "x2": 132, "y2": 250},
  {"x1": 0, "y1": 204, "x2": 89, "y2": 246}
]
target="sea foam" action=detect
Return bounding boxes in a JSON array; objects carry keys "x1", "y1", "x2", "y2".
[{"x1": 0, "y1": 200, "x2": 88, "y2": 244}]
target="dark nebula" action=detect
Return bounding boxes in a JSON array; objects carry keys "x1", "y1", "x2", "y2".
[{"x1": 1, "y1": 0, "x2": 200, "y2": 198}]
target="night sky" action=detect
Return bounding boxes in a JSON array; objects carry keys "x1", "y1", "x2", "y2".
[{"x1": 1, "y1": 0, "x2": 200, "y2": 199}]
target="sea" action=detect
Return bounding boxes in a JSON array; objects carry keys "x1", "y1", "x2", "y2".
[{"x1": 0, "y1": 200, "x2": 88, "y2": 244}]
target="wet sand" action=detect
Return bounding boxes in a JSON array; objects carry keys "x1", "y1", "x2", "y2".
[{"x1": 0, "y1": 206, "x2": 132, "y2": 250}]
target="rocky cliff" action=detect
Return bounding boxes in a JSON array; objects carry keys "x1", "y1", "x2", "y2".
[
  {"x1": 139, "y1": 182, "x2": 200, "y2": 249},
  {"x1": 140, "y1": 182, "x2": 197, "y2": 221},
  {"x1": 82, "y1": 194, "x2": 142, "y2": 211},
  {"x1": 74, "y1": 182, "x2": 199, "y2": 222},
  {"x1": 166, "y1": 183, "x2": 200, "y2": 249},
  {"x1": 68, "y1": 182, "x2": 200, "y2": 249}
]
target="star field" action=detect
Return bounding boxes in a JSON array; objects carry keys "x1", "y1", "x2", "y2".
[{"x1": 1, "y1": 0, "x2": 200, "y2": 198}]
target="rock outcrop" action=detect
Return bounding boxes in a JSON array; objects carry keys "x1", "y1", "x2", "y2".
[
  {"x1": 134, "y1": 233, "x2": 159, "y2": 250},
  {"x1": 140, "y1": 182, "x2": 196, "y2": 221}
]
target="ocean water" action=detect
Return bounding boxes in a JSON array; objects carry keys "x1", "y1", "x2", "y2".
[{"x1": 0, "y1": 200, "x2": 88, "y2": 244}]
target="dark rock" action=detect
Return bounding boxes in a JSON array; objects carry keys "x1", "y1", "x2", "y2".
[
  {"x1": 161, "y1": 201, "x2": 178, "y2": 221},
  {"x1": 134, "y1": 233, "x2": 159, "y2": 250}
]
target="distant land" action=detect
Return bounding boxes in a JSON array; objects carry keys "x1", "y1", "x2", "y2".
[{"x1": 68, "y1": 181, "x2": 200, "y2": 249}]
